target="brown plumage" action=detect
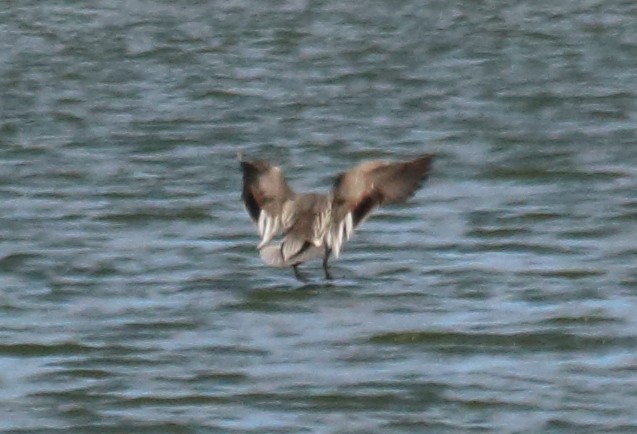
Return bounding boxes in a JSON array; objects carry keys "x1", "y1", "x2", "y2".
[{"x1": 239, "y1": 153, "x2": 435, "y2": 280}]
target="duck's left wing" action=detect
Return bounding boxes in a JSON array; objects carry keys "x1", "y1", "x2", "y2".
[{"x1": 239, "y1": 154, "x2": 295, "y2": 248}]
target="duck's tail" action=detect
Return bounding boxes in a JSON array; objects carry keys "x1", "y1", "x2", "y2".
[{"x1": 259, "y1": 242, "x2": 324, "y2": 267}]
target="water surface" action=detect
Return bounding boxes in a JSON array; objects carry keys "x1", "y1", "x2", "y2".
[{"x1": 1, "y1": 1, "x2": 637, "y2": 432}]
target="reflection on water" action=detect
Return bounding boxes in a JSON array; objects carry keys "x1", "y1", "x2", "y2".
[{"x1": 1, "y1": 1, "x2": 637, "y2": 432}]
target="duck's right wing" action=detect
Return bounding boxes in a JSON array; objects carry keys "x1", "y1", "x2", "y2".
[
  {"x1": 239, "y1": 154, "x2": 295, "y2": 248},
  {"x1": 328, "y1": 154, "x2": 435, "y2": 257}
]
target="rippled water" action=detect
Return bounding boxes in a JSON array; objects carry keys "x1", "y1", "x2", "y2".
[{"x1": 2, "y1": 1, "x2": 637, "y2": 432}]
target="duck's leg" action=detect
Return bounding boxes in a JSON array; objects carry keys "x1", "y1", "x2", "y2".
[
  {"x1": 322, "y1": 247, "x2": 333, "y2": 280},
  {"x1": 292, "y1": 263, "x2": 307, "y2": 282}
]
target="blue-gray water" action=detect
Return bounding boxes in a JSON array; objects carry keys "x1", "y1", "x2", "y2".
[{"x1": 2, "y1": 1, "x2": 637, "y2": 433}]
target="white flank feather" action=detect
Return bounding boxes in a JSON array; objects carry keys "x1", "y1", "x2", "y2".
[
  {"x1": 344, "y1": 212, "x2": 353, "y2": 240},
  {"x1": 257, "y1": 212, "x2": 279, "y2": 249},
  {"x1": 257, "y1": 211, "x2": 267, "y2": 236}
]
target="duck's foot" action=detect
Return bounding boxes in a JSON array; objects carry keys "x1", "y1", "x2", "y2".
[
  {"x1": 292, "y1": 264, "x2": 308, "y2": 282},
  {"x1": 322, "y1": 257, "x2": 333, "y2": 280}
]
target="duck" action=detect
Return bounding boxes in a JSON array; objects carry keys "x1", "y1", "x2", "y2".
[{"x1": 239, "y1": 153, "x2": 435, "y2": 280}]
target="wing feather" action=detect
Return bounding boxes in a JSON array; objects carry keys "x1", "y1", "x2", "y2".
[
  {"x1": 239, "y1": 155, "x2": 295, "y2": 247},
  {"x1": 327, "y1": 154, "x2": 435, "y2": 255}
]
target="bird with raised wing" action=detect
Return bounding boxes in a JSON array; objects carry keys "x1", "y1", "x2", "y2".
[{"x1": 239, "y1": 153, "x2": 435, "y2": 280}]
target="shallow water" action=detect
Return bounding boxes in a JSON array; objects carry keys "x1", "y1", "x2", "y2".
[{"x1": 2, "y1": 1, "x2": 637, "y2": 432}]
